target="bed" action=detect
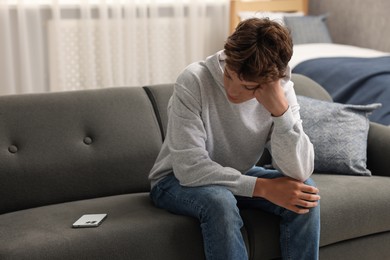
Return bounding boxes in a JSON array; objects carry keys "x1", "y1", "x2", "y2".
[
  {"x1": 291, "y1": 44, "x2": 390, "y2": 126},
  {"x1": 229, "y1": 0, "x2": 390, "y2": 126}
]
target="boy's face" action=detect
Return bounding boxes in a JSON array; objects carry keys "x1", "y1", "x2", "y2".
[{"x1": 223, "y1": 67, "x2": 260, "y2": 104}]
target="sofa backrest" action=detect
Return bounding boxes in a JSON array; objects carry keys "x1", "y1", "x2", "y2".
[
  {"x1": 291, "y1": 74, "x2": 332, "y2": 101},
  {"x1": 0, "y1": 74, "x2": 331, "y2": 214},
  {"x1": 143, "y1": 84, "x2": 175, "y2": 138},
  {"x1": 0, "y1": 87, "x2": 162, "y2": 214}
]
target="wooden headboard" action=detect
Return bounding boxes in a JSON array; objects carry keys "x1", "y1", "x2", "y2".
[{"x1": 230, "y1": 0, "x2": 308, "y2": 33}]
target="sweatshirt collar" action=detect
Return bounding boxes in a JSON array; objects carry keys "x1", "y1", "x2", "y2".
[{"x1": 204, "y1": 50, "x2": 225, "y2": 88}]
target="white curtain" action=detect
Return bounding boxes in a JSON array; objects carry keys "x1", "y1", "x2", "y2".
[{"x1": 0, "y1": 0, "x2": 229, "y2": 95}]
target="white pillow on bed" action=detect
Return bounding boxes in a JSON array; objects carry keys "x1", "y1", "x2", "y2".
[{"x1": 238, "y1": 11, "x2": 303, "y2": 25}]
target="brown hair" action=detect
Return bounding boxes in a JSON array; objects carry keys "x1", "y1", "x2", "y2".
[{"x1": 224, "y1": 18, "x2": 293, "y2": 83}]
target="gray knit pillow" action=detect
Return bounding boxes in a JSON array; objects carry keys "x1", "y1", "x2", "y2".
[
  {"x1": 284, "y1": 14, "x2": 332, "y2": 44},
  {"x1": 297, "y1": 95, "x2": 381, "y2": 175}
]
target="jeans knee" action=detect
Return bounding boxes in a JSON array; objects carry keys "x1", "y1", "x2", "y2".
[
  {"x1": 304, "y1": 177, "x2": 317, "y2": 188},
  {"x1": 304, "y1": 178, "x2": 320, "y2": 212},
  {"x1": 203, "y1": 187, "x2": 237, "y2": 212},
  {"x1": 200, "y1": 187, "x2": 242, "y2": 225}
]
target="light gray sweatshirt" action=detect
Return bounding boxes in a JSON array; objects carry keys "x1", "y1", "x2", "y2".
[{"x1": 148, "y1": 50, "x2": 314, "y2": 197}]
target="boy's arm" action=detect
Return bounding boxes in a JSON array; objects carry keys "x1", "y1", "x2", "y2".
[{"x1": 255, "y1": 75, "x2": 314, "y2": 181}]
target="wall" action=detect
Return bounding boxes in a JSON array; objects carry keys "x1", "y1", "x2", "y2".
[{"x1": 309, "y1": 0, "x2": 390, "y2": 52}]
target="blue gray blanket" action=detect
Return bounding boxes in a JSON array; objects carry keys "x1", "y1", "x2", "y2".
[{"x1": 293, "y1": 56, "x2": 390, "y2": 125}]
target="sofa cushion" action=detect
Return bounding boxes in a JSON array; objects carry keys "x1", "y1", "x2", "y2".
[
  {"x1": 298, "y1": 95, "x2": 381, "y2": 175},
  {"x1": 312, "y1": 174, "x2": 390, "y2": 247},
  {"x1": 0, "y1": 87, "x2": 162, "y2": 214},
  {"x1": 0, "y1": 194, "x2": 207, "y2": 260},
  {"x1": 240, "y1": 174, "x2": 390, "y2": 259},
  {"x1": 319, "y1": 232, "x2": 390, "y2": 260}
]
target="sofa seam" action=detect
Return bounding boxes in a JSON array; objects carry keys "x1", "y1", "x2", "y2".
[{"x1": 143, "y1": 86, "x2": 165, "y2": 142}]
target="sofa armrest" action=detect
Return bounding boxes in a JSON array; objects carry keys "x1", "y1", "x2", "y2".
[{"x1": 367, "y1": 122, "x2": 390, "y2": 177}]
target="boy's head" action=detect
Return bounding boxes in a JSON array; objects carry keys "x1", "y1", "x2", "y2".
[{"x1": 224, "y1": 18, "x2": 293, "y2": 84}]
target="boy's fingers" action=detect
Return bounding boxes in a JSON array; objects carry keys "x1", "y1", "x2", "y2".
[
  {"x1": 300, "y1": 192, "x2": 321, "y2": 202},
  {"x1": 301, "y1": 184, "x2": 319, "y2": 194}
]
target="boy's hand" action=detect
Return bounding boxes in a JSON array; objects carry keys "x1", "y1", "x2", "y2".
[
  {"x1": 253, "y1": 177, "x2": 320, "y2": 214},
  {"x1": 253, "y1": 80, "x2": 289, "y2": 117}
]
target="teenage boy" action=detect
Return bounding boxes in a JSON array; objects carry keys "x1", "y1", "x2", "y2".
[{"x1": 149, "y1": 18, "x2": 320, "y2": 260}]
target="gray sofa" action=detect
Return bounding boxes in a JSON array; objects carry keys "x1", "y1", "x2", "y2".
[{"x1": 1, "y1": 74, "x2": 390, "y2": 260}]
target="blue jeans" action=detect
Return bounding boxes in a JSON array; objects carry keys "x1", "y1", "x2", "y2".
[{"x1": 150, "y1": 167, "x2": 320, "y2": 260}]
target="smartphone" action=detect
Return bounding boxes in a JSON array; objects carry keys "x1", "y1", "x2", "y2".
[{"x1": 72, "y1": 214, "x2": 107, "y2": 228}]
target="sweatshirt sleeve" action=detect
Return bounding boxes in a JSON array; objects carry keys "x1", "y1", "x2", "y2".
[
  {"x1": 266, "y1": 70, "x2": 315, "y2": 181},
  {"x1": 166, "y1": 79, "x2": 257, "y2": 197}
]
